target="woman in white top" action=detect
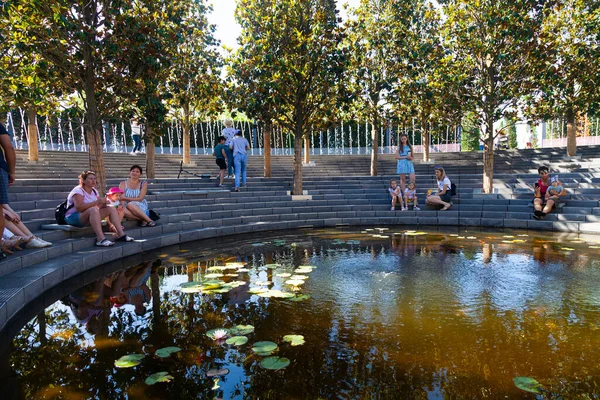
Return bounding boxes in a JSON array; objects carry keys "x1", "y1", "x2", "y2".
[
  {"x1": 426, "y1": 166, "x2": 452, "y2": 210},
  {"x1": 64, "y1": 171, "x2": 133, "y2": 246}
]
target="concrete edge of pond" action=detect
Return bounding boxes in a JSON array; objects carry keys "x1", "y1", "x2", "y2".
[{"x1": 2, "y1": 217, "x2": 600, "y2": 336}]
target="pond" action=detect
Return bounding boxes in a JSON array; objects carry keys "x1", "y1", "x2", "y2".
[{"x1": 2, "y1": 227, "x2": 600, "y2": 399}]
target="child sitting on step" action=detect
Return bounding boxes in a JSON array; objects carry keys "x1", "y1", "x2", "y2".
[
  {"x1": 106, "y1": 187, "x2": 125, "y2": 233},
  {"x1": 546, "y1": 176, "x2": 564, "y2": 202},
  {"x1": 388, "y1": 180, "x2": 403, "y2": 210},
  {"x1": 403, "y1": 181, "x2": 420, "y2": 211}
]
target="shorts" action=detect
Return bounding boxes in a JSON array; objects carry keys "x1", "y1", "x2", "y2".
[
  {"x1": 65, "y1": 212, "x2": 86, "y2": 227},
  {"x1": 216, "y1": 158, "x2": 227, "y2": 170},
  {"x1": 0, "y1": 169, "x2": 8, "y2": 204},
  {"x1": 440, "y1": 193, "x2": 452, "y2": 203}
]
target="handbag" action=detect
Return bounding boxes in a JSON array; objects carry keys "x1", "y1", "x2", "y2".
[
  {"x1": 149, "y1": 209, "x2": 161, "y2": 221},
  {"x1": 55, "y1": 200, "x2": 74, "y2": 225}
]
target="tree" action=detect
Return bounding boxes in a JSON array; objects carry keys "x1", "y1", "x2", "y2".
[
  {"x1": 3, "y1": 0, "x2": 128, "y2": 193},
  {"x1": 525, "y1": 0, "x2": 600, "y2": 157},
  {"x1": 232, "y1": 0, "x2": 346, "y2": 194},
  {"x1": 441, "y1": 0, "x2": 548, "y2": 193},
  {"x1": 167, "y1": 1, "x2": 223, "y2": 166},
  {"x1": 110, "y1": 0, "x2": 190, "y2": 179}
]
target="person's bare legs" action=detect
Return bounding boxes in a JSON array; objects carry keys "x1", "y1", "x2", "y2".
[
  {"x1": 99, "y1": 207, "x2": 125, "y2": 237},
  {"x1": 126, "y1": 203, "x2": 153, "y2": 224},
  {"x1": 426, "y1": 195, "x2": 450, "y2": 209},
  {"x1": 543, "y1": 199, "x2": 555, "y2": 214},
  {"x1": 4, "y1": 219, "x2": 33, "y2": 240},
  {"x1": 219, "y1": 169, "x2": 225, "y2": 185},
  {"x1": 533, "y1": 198, "x2": 544, "y2": 212},
  {"x1": 391, "y1": 195, "x2": 397, "y2": 210},
  {"x1": 400, "y1": 175, "x2": 407, "y2": 195},
  {"x1": 78, "y1": 207, "x2": 108, "y2": 242}
]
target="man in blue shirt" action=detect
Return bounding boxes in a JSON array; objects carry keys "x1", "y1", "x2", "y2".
[
  {"x1": 0, "y1": 122, "x2": 16, "y2": 257},
  {"x1": 230, "y1": 130, "x2": 250, "y2": 192}
]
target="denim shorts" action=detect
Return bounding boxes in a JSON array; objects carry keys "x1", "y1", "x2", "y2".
[
  {"x1": 0, "y1": 169, "x2": 8, "y2": 205},
  {"x1": 65, "y1": 212, "x2": 86, "y2": 227},
  {"x1": 440, "y1": 193, "x2": 452, "y2": 203}
]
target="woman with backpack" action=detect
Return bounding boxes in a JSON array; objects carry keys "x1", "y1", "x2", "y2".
[
  {"x1": 64, "y1": 170, "x2": 134, "y2": 247},
  {"x1": 426, "y1": 166, "x2": 453, "y2": 210}
]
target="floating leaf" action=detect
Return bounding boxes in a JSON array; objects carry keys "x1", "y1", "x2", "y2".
[
  {"x1": 260, "y1": 356, "x2": 290, "y2": 370},
  {"x1": 114, "y1": 354, "x2": 144, "y2": 368},
  {"x1": 258, "y1": 290, "x2": 295, "y2": 298},
  {"x1": 226, "y1": 262, "x2": 245, "y2": 267},
  {"x1": 283, "y1": 334, "x2": 305, "y2": 346},
  {"x1": 206, "y1": 328, "x2": 230, "y2": 340},
  {"x1": 207, "y1": 368, "x2": 229, "y2": 377},
  {"x1": 212, "y1": 287, "x2": 232, "y2": 293},
  {"x1": 298, "y1": 265, "x2": 317, "y2": 269},
  {"x1": 589, "y1": 246, "x2": 600, "y2": 249},
  {"x1": 294, "y1": 268, "x2": 313, "y2": 274},
  {"x1": 513, "y1": 377, "x2": 543, "y2": 394},
  {"x1": 230, "y1": 325, "x2": 255, "y2": 335},
  {"x1": 466, "y1": 236, "x2": 477, "y2": 240},
  {"x1": 252, "y1": 341, "x2": 278, "y2": 354},
  {"x1": 229, "y1": 281, "x2": 247, "y2": 288},
  {"x1": 503, "y1": 235, "x2": 515, "y2": 238},
  {"x1": 207, "y1": 266, "x2": 224, "y2": 271},
  {"x1": 226, "y1": 336, "x2": 248, "y2": 346},
  {"x1": 264, "y1": 263, "x2": 281, "y2": 269},
  {"x1": 248, "y1": 287, "x2": 268, "y2": 294},
  {"x1": 254, "y1": 281, "x2": 272, "y2": 286},
  {"x1": 204, "y1": 273, "x2": 224, "y2": 279},
  {"x1": 290, "y1": 275, "x2": 309, "y2": 280},
  {"x1": 155, "y1": 347, "x2": 181, "y2": 358},
  {"x1": 237, "y1": 268, "x2": 250, "y2": 272},
  {"x1": 226, "y1": 273, "x2": 238, "y2": 277},
  {"x1": 561, "y1": 247, "x2": 575, "y2": 251},
  {"x1": 285, "y1": 279, "x2": 305, "y2": 286},
  {"x1": 276, "y1": 273, "x2": 292, "y2": 278},
  {"x1": 145, "y1": 372, "x2": 174, "y2": 385}
]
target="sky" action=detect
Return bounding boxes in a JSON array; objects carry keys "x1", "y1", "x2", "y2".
[{"x1": 209, "y1": 0, "x2": 361, "y2": 51}]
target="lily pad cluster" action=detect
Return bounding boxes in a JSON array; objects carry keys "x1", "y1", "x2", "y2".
[{"x1": 114, "y1": 346, "x2": 182, "y2": 386}]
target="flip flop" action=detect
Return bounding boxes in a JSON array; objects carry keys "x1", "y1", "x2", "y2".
[
  {"x1": 140, "y1": 221, "x2": 148, "y2": 227},
  {"x1": 147, "y1": 221, "x2": 156, "y2": 227}
]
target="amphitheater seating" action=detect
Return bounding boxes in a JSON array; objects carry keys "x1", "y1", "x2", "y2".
[{"x1": 0, "y1": 145, "x2": 599, "y2": 332}]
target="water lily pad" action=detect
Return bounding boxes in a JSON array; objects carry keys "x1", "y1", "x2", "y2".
[
  {"x1": 226, "y1": 336, "x2": 248, "y2": 346},
  {"x1": 276, "y1": 273, "x2": 292, "y2": 278},
  {"x1": 207, "y1": 368, "x2": 229, "y2": 377},
  {"x1": 181, "y1": 286, "x2": 204, "y2": 293},
  {"x1": 260, "y1": 356, "x2": 290, "y2": 370},
  {"x1": 254, "y1": 281, "x2": 272, "y2": 286},
  {"x1": 258, "y1": 290, "x2": 295, "y2": 299},
  {"x1": 589, "y1": 246, "x2": 600, "y2": 249},
  {"x1": 466, "y1": 236, "x2": 477, "y2": 240},
  {"x1": 145, "y1": 371, "x2": 174, "y2": 385},
  {"x1": 237, "y1": 268, "x2": 250, "y2": 272},
  {"x1": 180, "y1": 281, "x2": 204, "y2": 288},
  {"x1": 212, "y1": 287, "x2": 232, "y2": 293},
  {"x1": 285, "y1": 279, "x2": 305, "y2": 286},
  {"x1": 298, "y1": 265, "x2": 317, "y2": 269},
  {"x1": 226, "y1": 262, "x2": 245, "y2": 267},
  {"x1": 204, "y1": 273, "x2": 224, "y2": 279},
  {"x1": 155, "y1": 347, "x2": 181, "y2": 358},
  {"x1": 207, "y1": 266, "x2": 225, "y2": 271},
  {"x1": 513, "y1": 376, "x2": 543, "y2": 394},
  {"x1": 114, "y1": 354, "x2": 145, "y2": 368},
  {"x1": 252, "y1": 341, "x2": 278, "y2": 354},
  {"x1": 290, "y1": 275, "x2": 309, "y2": 280},
  {"x1": 206, "y1": 328, "x2": 230, "y2": 340},
  {"x1": 283, "y1": 334, "x2": 305, "y2": 346},
  {"x1": 264, "y1": 263, "x2": 282, "y2": 269},
  {"x1": 230, "y1": 324, "x2": 255, "y2": 335},
  {"x1": 289, "y1": 294, "x2": 311, "y2": 302},
  {"x1": 561, "y1": 247, "x2": 575, "y2": 251},
  {"x1": 248, "y1": 287, "x2": 268, "y2": 294},
  {"x1": 229, "y1": 281, "x2": 247, "y2": 287}
]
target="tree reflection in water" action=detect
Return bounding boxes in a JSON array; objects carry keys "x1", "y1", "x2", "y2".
[{"x1": 4, "y1": 229, "x2": 600, "y2": 399}]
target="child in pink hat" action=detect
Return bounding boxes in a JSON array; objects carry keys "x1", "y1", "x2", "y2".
[{"x1": 106, "y1": 187, "x2": 125, "y2": 233}]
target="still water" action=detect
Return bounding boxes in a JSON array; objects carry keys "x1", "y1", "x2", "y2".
[{"x1": 3, "y1": 228, "x2": 600, "y2": 399}]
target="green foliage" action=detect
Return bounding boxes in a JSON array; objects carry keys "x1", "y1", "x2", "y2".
[
  {"x1": 460, "y1": 112, "x2": 481, "y2": 152},
  {"x1": 508, "y1": 124, "x2": 518, "y2": 149}
]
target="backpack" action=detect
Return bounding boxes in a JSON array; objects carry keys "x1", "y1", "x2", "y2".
[
  {"x1": 55, "y1": 200, "x2": 74, "y2": 225},
  {"x1": 450, "y1": 183, "x2": 457, "y2": 196}
]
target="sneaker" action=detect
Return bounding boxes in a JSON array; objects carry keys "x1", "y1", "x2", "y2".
[
  {"x1": 96, "y1": 239, "x2": 114, "y2": 247},
  {"x1": 413, "y1": 206, "x2": 420, "y2": 210},
  {"x1": 27, "y1": 237, "x2": 52, "y2": 248},
  {"x1": 402, "y1": 207, "x2": 408, "y2": 211},
  {"x1": 129, "y1": 152, "x2": 137, "y2": 156},
  {"x1": 391, "y1": 207, "x2": 395, "y2": 210}
]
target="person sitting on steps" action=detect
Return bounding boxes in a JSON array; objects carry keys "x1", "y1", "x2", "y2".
[
  {"x1": 64, "y1": 170, "x2": 134, "y2": 247},
  {"x1": 533, "y1": 166, "x2": 563, "y2": 220},
  {"x1": 426, "y1": 166, "x2": 452, "y2": 210},
  {"x1": 119, "y1": 165, "x2": 155, "y2": 227}
]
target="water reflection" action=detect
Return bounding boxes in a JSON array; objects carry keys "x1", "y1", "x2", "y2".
[{"x1": 4, "y1": 228, "x2": 600, "y2": 399}]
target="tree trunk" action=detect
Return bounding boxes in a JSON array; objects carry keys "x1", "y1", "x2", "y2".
[
  {"x1": 82, "y1": 1, "x2": 106, "y2": 195},
  {"x1": 566, "y1": 108, "x2": 577, "y2": 157},
  {"x1": 145, "y1": 126, "x2": 156, "y2": 179},
  {"x1": 422, "y1": 123, "x2": 430, "y2": 162},
  {"x1": 293, "y1": 126, "x2": 303, "y2": 195},
  {"x1": 182, "y1": 102, "x2": 191, "y2": 165},
  {"x1": 264, "y1": 121, "x2": 271, "y2": 178},
  {"x1": 483, "y1": 117, "x2": 495, "y2": 194},
  {"x1": 26, "y1": 108, "x2": 39, "y2": 162},
  {"x1": 370, "y1": 115, "x2": 379, "y2": 176},
  {"x1": 304, "y1": 136, "x2": 310, "y2": 164}
]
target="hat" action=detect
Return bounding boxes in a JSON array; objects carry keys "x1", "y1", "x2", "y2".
[
  {"x1": 551, "y1": 176, "x2": 559, "y2": 183},
  {"x1": 107, "y1": 187, "x2": 124, "y2": 195}
]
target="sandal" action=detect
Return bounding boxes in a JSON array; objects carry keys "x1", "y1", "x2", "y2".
[
  {"x1": 147, "y1": 221, "x2": 156, "y2": 227},
  {"x1": 440, "y1": 205, "x2": 451, "y2": 211},
  {"x1": 4, "y1": 237, "x2": 24, "y2": 251},
  {"x1": 140, "y1": 221, "x2": 148, "y2": 227},
  {"x1": 96, "y1": 239, "x2": 114, "y2": 247},
  {"x1": 115, "y1": 235, "x2": 134, "y2": 242}
]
